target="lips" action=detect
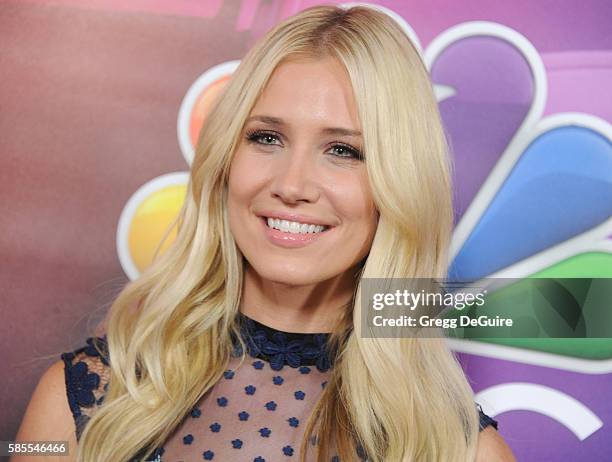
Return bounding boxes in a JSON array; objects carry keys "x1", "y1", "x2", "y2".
[
  {"x1": 255, "y1": 210, "x2": 336, "y2": 228},
  {"x1": 258, "y1": 214, "x2": 335, "y2": 248},
  {"x1": 259, "y1": 216, "x2": 331, "y2": 233}
]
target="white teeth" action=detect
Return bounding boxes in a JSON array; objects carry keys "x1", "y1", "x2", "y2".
[{"x1": 266, "y1": 217, "x2": 326, "y2": 234}]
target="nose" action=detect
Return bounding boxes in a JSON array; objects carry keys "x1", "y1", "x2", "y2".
[{"x1": 269, "y1": 146, "x2": 320, "y2": 204}]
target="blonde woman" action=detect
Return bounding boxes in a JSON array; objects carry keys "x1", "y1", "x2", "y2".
[{"x1": 14, "y1": 5, "x2": 515, "y2": 462}]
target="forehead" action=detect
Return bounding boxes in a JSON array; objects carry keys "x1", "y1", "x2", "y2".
[{"x1": 251, "y1": 57, "x2": 361, "y2": 131}]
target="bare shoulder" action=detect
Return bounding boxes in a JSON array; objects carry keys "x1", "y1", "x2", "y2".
[
  {"x1": 476, "y1": 426, "x2": 516, "y2": 462},
  {"x1": 11, "y1": 360, "x2": 77, "y2": 462}
]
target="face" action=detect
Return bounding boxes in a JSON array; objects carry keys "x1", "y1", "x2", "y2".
[{"x1": 227, "y1": 56, "x2": 378, "y2": 287}]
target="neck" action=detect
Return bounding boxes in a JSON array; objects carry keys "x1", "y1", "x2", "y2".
[{"x1": 239, "y1": 263, "x2": 360, "y2": 334}]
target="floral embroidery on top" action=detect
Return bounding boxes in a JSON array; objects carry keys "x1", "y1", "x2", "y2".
[
  {"x1": 66, "y1": 361, "x2": 100, "y2": 407},
  {"x1": 61, "y1": 337, "x2": 110, "y2": 442},
  {"x1": 60, "y1": 314, "x2": 498, "y2": 462},
  {"x1": 234, "y1": 313, "x2": 336, "y2": 372},
  {"x1": 82, "y1": 336, "x2": 110, "y2": 366}
]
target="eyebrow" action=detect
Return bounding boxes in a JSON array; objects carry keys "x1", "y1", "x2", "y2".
[{"x1": 246, "y1": 115, "x2": 362, "y2": 137}]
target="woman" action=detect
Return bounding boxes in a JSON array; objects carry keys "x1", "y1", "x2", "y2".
[{"x1": 14, "y1": 5, "x2": 515, "y2": 462}]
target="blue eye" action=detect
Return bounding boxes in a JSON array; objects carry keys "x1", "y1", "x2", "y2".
[
  {"x1": 329, "y1": 143, "x2": 364, "y2": 161},
  {"x1": 246, "y1": 130, "x2": 281, "y2": 146},
  {"x1": 245, "y1": 129, "x2": 364, "y2": 161}
]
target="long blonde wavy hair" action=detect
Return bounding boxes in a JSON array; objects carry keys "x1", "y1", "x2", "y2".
[{"x1": 77, "y1": 4, "x2": 480, "y2": 461}]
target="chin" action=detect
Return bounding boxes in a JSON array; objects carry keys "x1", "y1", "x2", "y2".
[{"x1": 250, "y1": 261, "x2": 330, "y2": 286}]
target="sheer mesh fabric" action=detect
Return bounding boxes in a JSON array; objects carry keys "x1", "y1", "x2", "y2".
[
  {"x1": 161, "y1": 354, "x2": 334, "y2": 461},
  {"x1": 61, "y1": 312, "x2": 498, "y2": 461}
]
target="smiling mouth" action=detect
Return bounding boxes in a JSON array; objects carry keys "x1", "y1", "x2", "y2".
[{"x1": 259, "y1": 216, "x2": 333, "y2": 234}]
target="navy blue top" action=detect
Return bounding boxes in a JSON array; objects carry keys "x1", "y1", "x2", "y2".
[{"x1": 61, "y1": 311, "x2": 498, "y2": 461}]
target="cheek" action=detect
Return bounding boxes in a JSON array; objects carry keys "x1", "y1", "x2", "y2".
[
  {"x1": 228, "y1": 150, "x2": 260, "y2": 205},
  {"x1": 227, "y1": 157, "x2": 253, "y2": 234},
  {"x1": 336, "y1": 181, "x2": 378, "y2": 248},
  {"x1": 330, "y1": 175, "x2": 376, "y2": 227}
]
